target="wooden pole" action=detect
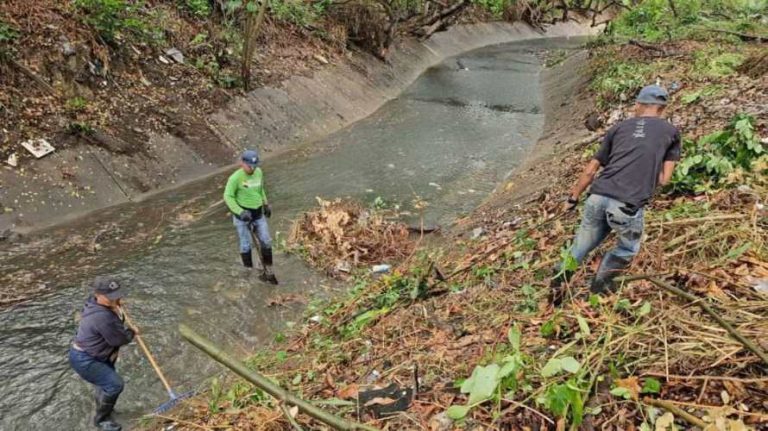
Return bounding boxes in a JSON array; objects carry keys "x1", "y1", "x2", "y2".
[
  {"x1": 121, "y1": 308, "x2": 176, "y2": 396},
  {"x1": 178, "y1": 324, "x2": 380, "y2": 431}
]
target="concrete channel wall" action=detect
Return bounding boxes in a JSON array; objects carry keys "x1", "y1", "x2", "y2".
[{"x1": 0, "y1": 20, "x2": 600, "y2": 233}]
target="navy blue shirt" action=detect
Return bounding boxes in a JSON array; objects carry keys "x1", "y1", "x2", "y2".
[
  {"x1": 73, "y1": 297, "x2": 134, "y2": 361},
  {"x1": 590, "y1": 117, "x2": 681, "y2": 207}
]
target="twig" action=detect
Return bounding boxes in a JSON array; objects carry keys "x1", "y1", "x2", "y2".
[
  {"x1": 280, "y1": 403, "x2": 305, "y2": 431},
  {"x1": 641, "y1": 372, "x2": 768, "y2": 383},
  {"x1": 647, "y1": 214, "x2": 744, "y2": 227},
  {"x1": 502, "y1": 398, "x2": 554, "y2": 425},
  {"x1": 643, "y1": 397, "x2": 707, "y2": 428}
]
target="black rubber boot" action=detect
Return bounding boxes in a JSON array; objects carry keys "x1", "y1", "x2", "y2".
[
  {"x1": 260, "y1": 247, "x2": 278, "y2": 284},
  {"x1": 591, "y1": 255, "x2": 631, "y2": 294},
  {"x1": 548, "y1": 270, "x2": 574, "y2": 307},
  {"x1": 93, "y1": 392, "x2": 121, "y2": 430},
  {"x1": 240, "y1": 251, "x2": 253, "y2": 268}
]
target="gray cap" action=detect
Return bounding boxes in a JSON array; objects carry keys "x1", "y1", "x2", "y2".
[
  {"x1": 92, "y1": 276, "x2": 125, "y2": 300},
  {"x1": 636, "y1": 85, "x2": 669, "y2": 105}
]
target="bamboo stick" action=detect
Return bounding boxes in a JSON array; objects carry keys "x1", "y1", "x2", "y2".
[
  {"x1": 643, "y1": 397, "x2": 707, "y2": 429},
  {"x1": 178, "y1": 324, "x2": 380, "y2": 431}
]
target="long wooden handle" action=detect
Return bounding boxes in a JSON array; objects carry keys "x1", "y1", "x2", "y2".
[{"x1": 120, "y1": 308, "x2": 175, "y2": 395}]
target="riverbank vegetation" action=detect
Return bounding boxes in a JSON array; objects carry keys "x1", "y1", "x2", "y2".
[{"x1": 144, "y1": 1, "x2": 768, "y2": 430}]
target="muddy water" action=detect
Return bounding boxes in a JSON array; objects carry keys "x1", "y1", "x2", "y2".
[{"x1": 0, "y1": 37, "x2": 586, "y2": 430}]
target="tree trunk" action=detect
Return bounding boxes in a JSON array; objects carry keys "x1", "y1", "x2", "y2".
[{"x1": 241, "y1": 0, "x2": 269, "y2": 92}]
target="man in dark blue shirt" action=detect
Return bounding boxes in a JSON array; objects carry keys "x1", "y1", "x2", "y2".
[
  {"x1": 551, "y1": 85, "x2": 681, "y2": 304},
  {"x1": 70, "y1": 277, "x2": 137, "y2": 431}
]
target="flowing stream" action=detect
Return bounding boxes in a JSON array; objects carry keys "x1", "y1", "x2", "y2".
[{"x1": 0, "y1": 37, "x2": 586, "y2": 430}]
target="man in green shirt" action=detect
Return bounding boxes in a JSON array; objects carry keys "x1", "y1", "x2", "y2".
[{"x1": 223, "y1": 149, "x2": 276, "y2": 283}]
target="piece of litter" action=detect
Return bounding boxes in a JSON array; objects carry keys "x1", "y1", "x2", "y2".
[
  {"x1": 749, "y1": 278, "x2": 768, "y2": 295},
  {"x1": 372, "y1": 264, "x2": 391, "y2": 274},
  {"x1": 429, "y1": 182, "x2": 441, "y2": 188},
  {"x1": 309, "y1": 315, "x2": 322, "y2": 323},
  {"x1": 6, "y1": 153, "x2": 18, "y2": 167},
  {"x1": 21, "y1": 139, "x2": 55, "y2": 159},
  {"x1": 365, "y1": 189, "x2": 374, "y2": 193},
  {"x1": 313, "y1": 54, "x2": 329, "y2": 64},
  {"x1": 471, "y1": 227, "x2": 484, "y2": 240},
  {"x1": 158, "y1": 55, "x2": 171, "y2": 65},
  {"x1": 387, "y1": 163, "x2": 395, "y2": 169},
  {"x1": 165, "y1": 48, "x2": 185, "y2": 64}
]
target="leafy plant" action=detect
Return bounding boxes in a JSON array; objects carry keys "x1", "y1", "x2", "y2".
[
  {"x1": 591, "y1": 60, "x2": 653, "y2": 107},
  {"x1": 181, "y1": 0, "x2": 212, "y2": 18},
  {"x1": 670, "y1": 114, "x2": 765, "y2": 193},
  {"x1": 67, "y1": 97, "x2": 88, "y2": 111},
  {"x1": 73, "y1": 0, "x2": 149, "y2": 43},
  {"x1": 446, "y1": 326, "x2": 526, "y2": 420},
  {"x1": 692, "y1": 49, "x2": 745, "y2": 78},
  {"x1": 0, "y1": 20, "x2": 18, "y2": 43},
  {"x1": 536, "y1": 377, "x2": 586, "y2": 426}
]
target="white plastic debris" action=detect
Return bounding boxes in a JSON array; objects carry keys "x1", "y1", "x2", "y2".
[
  {"x1": 165, "y1": 48, "x2": 185, "y2": 64},
  {"x1": 158, "y1": 55, "x2": 171, "y2": 65},
  {"x1": 471, "y1": 227, "x2": 484, "y2": 240},
  {"x1": 6, "y1": 153, "x2": 17, "y2": 167},
  {"x1": 372, "y1": 264, "x2": 391, "y2": 274},
  {"x1": 21, "y1": 139, "x2": 55, "y2": 159},
  {"x1": 309, "y1": 315, "x2": 323, "y2": 324},
  {"x1": 429, "y1": 182, "x2": 441, "y2": 189}
]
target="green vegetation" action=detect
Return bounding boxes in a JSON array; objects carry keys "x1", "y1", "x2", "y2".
[
  {"x1": 181, "y1": 0, "x2": 212, "y2": 18},
  {"x1": 0, "y1": 20, "x2": 18, "y2": 43},
  {"x1": 590, "y1": 60, "x2": 654, "y2": 108},
  {"x1": 73, "y1": 0, "x2": 150, "y2": 43},
  {"x1": 66, "y1": 97, "x2": 88, "y2": 112},
  {"x1": 670, "y1": 114, "x2": 766, "y2": 193},
  {"x1": 609, "y1": 0, "x2": 768, "y2": 42}
]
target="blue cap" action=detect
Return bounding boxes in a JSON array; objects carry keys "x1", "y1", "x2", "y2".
[
  {"x1": 636, "y1": 85, "x2": 669, "y2": 106},
  {"x1": 241, "y1": 149, "x2": 259, "y2": 167}
]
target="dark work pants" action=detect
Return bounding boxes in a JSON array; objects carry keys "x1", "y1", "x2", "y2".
[{"x1": 69, "y1": 348, "x2": 125, "y2": 398}]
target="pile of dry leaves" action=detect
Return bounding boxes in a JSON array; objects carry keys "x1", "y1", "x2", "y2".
[{"x1": 287, "y1": 198, "x2": 415, "y2": 278}]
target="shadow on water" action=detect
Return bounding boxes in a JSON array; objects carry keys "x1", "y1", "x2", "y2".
[{"x1": 0, "y1": 36, "x2": 588, "y2": 430}]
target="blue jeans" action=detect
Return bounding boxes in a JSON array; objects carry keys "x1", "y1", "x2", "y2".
[
  {"x1": 234, "y1": 215, "x2": 272, "y2": 253},
  {"x1": 566, "y1": 194, "x2": 644, "y2": 275},
  {"x1": 69, "y1": 348, "x2": 124, "y2": 398}
]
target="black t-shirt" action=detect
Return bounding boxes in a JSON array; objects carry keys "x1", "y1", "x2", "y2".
[{"x1": 590, "y1": 117, "x2": 681, "y2": 208}]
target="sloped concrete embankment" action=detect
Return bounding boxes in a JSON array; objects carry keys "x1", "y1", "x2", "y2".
[{"x1": 0, "y1": 20, "x2": 600, "y2": 233}]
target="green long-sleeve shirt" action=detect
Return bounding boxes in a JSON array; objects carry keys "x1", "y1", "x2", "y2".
[{"x1": 223, "y1": 168, "x2": 268, "y2": 216}]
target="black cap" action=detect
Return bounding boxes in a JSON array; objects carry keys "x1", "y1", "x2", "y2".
[{"x1": 92, "y1": 276, "x2": 125, "y2": 300}]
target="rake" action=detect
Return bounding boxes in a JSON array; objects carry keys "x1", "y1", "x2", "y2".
[{"x1": 121, "y1": 308, "x2": 195, "y2": 413}]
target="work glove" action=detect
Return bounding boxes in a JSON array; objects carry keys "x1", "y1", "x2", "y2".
[
  {"x1": 263, "y1": 204, "x2": 272, "y2": 218},
  {"x1": 238, "y1": 210, "x2": 253, "y2": 223}
]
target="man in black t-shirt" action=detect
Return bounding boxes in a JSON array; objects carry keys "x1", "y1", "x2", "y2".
[{"x1": 551, "y1": 85, "x2": 681, "y2": 304}]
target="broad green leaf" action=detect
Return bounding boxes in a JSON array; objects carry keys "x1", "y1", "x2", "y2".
[
  {"x1": 446, "y1": 404, "x2": 470, "y2": 420},
  {"x1": 577, "y1": 316, "x2": 591, "y2": 337},
  {"x1": 463, "y1": 364, "x2": 500, "y2": 405},
  {"x1": 508, "y1": 325, "x2": 521, "y2": 352},
  {"x1": 637, "y1": 301, "x2": 652, "y2": 317},
  {"x1": 641, "y1": 377, "x2": 662, "y2": 394},
  {"x1": 588, "y1": 294, "x2": 600, "y2": 308},
  {"x1": 560, "y1": 356, "x2": 581, "y2": 374},
  {"x1": 541, "y1": 358, "x2": 562, "y2": 377},
  {"x1": 610, "y1": 387, "x2": 632, "y2": 399},
  {"x1": 499, "y1": 356, "x2": 520, "y2": 379}
]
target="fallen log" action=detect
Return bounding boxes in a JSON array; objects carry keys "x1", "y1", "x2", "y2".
[
  {"x1": 179, "y1": 324, "x2": 380, "y2": 431},
  {"x1": 708, "y1": 29, "x2": 767, "y2": 42}
]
